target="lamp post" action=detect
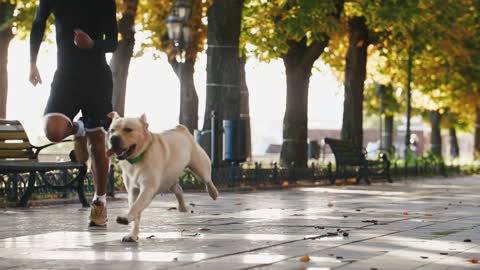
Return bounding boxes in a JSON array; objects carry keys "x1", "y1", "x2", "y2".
[
  {"x1": 405, "y1": 50, "x2": 413, "y2": 160},
  {"x1": 378, "y1": 84, "x2": 385, "y2": 151},
  {"x1": 166, "y1": 0, "x2": 194, "y2": 132},
  {"x1": 166, "y1": 0, "x2": 192, "y2": 62}
]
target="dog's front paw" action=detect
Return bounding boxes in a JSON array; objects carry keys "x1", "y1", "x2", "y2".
[
  {"x1": 178, "y1": 205, "x2": 188, "y2": 212},
  {"x1": 122, "y1": 234, "x2": 138, "y2": 242},
  {"x1": 116, "y1": 216, "x2": 130, "y2": 225}
]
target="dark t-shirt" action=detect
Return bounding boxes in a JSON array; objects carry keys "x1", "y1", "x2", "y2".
[{"x1": 30, "y1": 0, "x2": 118, "y2": 70}]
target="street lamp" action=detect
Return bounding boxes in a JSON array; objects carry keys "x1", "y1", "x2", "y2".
[
  {"x1": 166, "y1": 0, "x2": 192, "y2": 61},
  {"x1": 377, "y1": 84, "x2": 385, "y2": 151}
]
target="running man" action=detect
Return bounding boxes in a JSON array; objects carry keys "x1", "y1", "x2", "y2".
[{"x1": 29, "y1": 0, "x2": 118, "y2": 227}]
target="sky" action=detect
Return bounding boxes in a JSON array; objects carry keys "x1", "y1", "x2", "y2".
[{"x1": 7, "y1": 39, "x2": 345, "y2": 155}]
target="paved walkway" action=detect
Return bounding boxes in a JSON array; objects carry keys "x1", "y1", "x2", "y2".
[{"x1": 1, "y1": 176, "x2": 480, "y2": 270}]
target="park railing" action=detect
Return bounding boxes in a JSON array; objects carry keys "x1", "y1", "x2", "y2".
[{"x1": 0, "y1": 158, "x2": 464, "y2": 207}]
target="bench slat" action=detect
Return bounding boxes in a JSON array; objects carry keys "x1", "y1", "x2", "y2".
[
  {"x1": 0, "y1": 132, "x2": 29, "y2": 141},
  {"x1": 0, "y1": 125, "x2": 25, "y2": 132},
  {"x1": 0, "y1": 150, "x2": 36, "y2": 159},
  {"x1": 0, "y1": 142, "x2": 32, "y2": 150},
  {"x1": 0, "y1": 120, "x2": 21, "y2": 125}
]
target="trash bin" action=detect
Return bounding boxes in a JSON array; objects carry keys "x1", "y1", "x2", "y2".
[{"x1": 223, "y1": 119, "x2": 247, "y2": 163}]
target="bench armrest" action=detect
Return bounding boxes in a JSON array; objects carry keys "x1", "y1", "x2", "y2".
[{"x1": 31, "y1": 140, "x2": 73, "y2": 159}]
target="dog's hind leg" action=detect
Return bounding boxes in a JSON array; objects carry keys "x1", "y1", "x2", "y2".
[
  {"x1": 170, "y1": 183, "x2": 187, "y2": 212},
  {"x1": 189, "y1": 146, "x2": 219, "y2": 200}
]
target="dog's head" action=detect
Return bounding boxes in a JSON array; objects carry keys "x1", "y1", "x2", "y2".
[{"x1": 107, "y1": 112, "x2": 149, "y2": 160}]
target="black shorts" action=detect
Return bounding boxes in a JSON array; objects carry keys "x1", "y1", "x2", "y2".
[{"x1": 44, "y1": 66, "x2": 113, "y2": 131}]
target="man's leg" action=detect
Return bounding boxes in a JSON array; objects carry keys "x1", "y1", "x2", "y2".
[
  {"x1": 87, "y1": 129, "x2": 109, "y2": 227},
  {"x1": 87, "y1": 130, "x2": 109, "y2": 196}
]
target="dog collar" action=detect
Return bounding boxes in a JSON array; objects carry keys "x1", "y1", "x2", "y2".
[
  {"x1": 127, "y1": 151, "x2": 146, "y2": 164},
  {"x1": 127, "y1": 137, "x2": 153, "y2": 164}
]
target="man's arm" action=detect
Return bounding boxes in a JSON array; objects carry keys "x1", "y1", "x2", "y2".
[
  {"x1": 91, "y1": 0, "x2": 118, "y2": 53},
  {"x1": 30, "y1": 0, "x2": 53, "y2": 64}
]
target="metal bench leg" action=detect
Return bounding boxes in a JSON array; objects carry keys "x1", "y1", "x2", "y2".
[
  {"x1": 18, "y1": 172, "x2": 36, "y2": 207},
  {"x1": 75, "y1": 165, "x2": 89, "y2": 208},
  {"x1": 362, "y1": 166, "x2": 371, "y2": 185}
]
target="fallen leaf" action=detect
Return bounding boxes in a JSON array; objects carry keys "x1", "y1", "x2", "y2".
[
  {"x1": 146, "y1": 235, "x2": 155, "y2": 239},
  {"x1": 466, "y1": 258, "x2": 479, "y2": 264},
  {"x1": 198, "y1": 227, "x2": 211, "y2": 231},
  {"x1": 168, "y1": 207, "x2": 177, "y2": 211},
  {"x1": 182, "y1": 232, "x2": 200, "y2": 237},
  {"x1": 314, "y1": 226, "x2": 325, "y2": 229},
  {"x1": 343, "y1": 215, "x2": 349, "y2": 218},
  {"x1": 420, "y1": 256, "x2": 429, "y2": 259},
  {"x1": 327, "y1": 202, "x2": 334, "y2": 207},
  {"x1": 299, "y1": 255, "x2": 310, "y2": 262},
  {"x1": 362, "y1": 220, "x2": 378, "y2": 225},
  {"x1": 356, "y1": 209, "x2": 361, "y2": 212},
  {"x1": 403, "y1": 211, "x2": 409, "y2": 215},
  {"x1": 440, "y1": 252, "x2": 448, "y2": 255},
  {"x1": 425, "y1": 213, "x2": 433, "y2": 216},
  {"x1": 281, "y1": 181, "x2": 289, "y2": 187},
  {"x1": 336, "y1": 256, "x2": 344, "y2": 260}
]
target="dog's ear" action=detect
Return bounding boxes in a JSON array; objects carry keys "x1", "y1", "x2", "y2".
[
  {"x1": 139, "y1": 113, "x2": 149, "y2": 129},
  {"x1": 107, "y1": 111, "x2": 120, "y2": 120}
]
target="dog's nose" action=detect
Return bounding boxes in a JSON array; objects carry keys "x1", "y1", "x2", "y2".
[{"x1": 110, "y1": 135, "x2": 121, "y2": 149}]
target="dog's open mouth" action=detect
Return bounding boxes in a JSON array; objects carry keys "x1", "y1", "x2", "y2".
[{"x1": 109, "y1": 144, "x2": 136, "y2": 160}]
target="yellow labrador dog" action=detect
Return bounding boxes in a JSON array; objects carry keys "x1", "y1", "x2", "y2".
[{"x1": 107, "y1": 112, "x2": 219, "y2": 242}]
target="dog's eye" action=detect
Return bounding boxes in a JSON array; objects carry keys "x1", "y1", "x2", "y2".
[{"x1": 123, "y1": 127, "x2": 133, "y2": 133}]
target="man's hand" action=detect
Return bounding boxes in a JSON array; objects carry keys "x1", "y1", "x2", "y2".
[
  {"x1": 29, "y1": 63, "x2": 42, "y2": 86},
  {"x1": 74, "y1": 29, "x2": 94, "y2": 49}
]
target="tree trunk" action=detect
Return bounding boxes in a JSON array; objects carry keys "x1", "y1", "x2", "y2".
[
  {"x1": 239, "y1": 56, "x2": 252, "y2": 160},
  {"x1": 430, "y1": 110, "x2": 442, "y2": 158},
  {"x1": 384, "y1": 114, "x2": 394, "y2": 155},
  {"x1": 0, "y1": 2, "x2": 15, "y2": 119},
  {"x1": 341, "y1": 16, "x2": 368, "y2": 147},
  {"x1": 449, "y1": 127, "x2": 459, "y2": 159},
  {"x1": 170, "y1": 60, "x2": 198, "y2": 134},
  {"x1": 202, "y1": 0, "x2": 243, "y2": 163},
  {"x1": 280, "y1": 38, "x2": 329, "y2": 167},
  {"x1": 110, "y1": 0, "x2": 138, "y2": 116},
  {"x1": 474, "y1": 106, "x2": 480, "y2": 159}
]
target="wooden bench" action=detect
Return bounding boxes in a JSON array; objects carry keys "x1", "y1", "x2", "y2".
[
  {"x1": 324, "y1": 137, "x2": 391, "y2": 185},
  {"x1": 0, "y1": 120, "x2": 88, "y2": 207}
]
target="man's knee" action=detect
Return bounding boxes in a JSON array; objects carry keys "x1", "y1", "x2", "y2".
[{"x1": 44, "y1": 116, "x2": 71, "y2": 142}]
